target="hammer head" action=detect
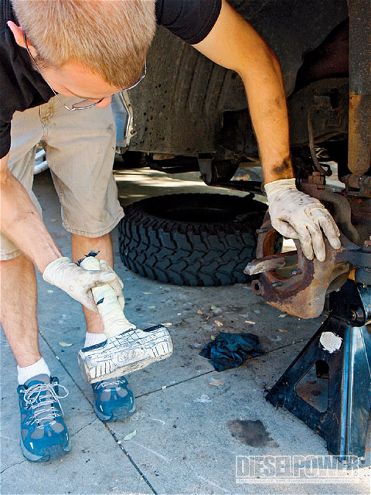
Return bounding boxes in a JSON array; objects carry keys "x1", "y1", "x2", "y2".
[{"x1": 78, "y1": 325, "x2": 173, "y2": 383}]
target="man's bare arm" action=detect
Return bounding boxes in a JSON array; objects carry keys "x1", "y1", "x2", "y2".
[
  {"x1": 0, "y1": 153, "x2": 125, "y2": 309},
  {"x1": 193, "y1": 0, "x2": 293, "y2": 183},
  {"x1": 0, "y1": 153, "x2": 61, "y2": 272},
  {"x1": 192, "y1": 0, "x2": 341, "y2": 261}
]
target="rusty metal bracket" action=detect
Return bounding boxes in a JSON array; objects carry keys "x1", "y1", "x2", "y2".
[
  {"x1": 244, "y1": 214, "x2": 351, "y2": 319},
  {"x1": 245, "y1": 172, "x2": 370, "y2": 319}
]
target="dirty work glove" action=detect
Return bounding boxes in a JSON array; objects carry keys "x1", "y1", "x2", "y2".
[
  {"x1": 265, "y1": 178, "x2": 341, "y2": 262},
  {"x1": 43, "y1": 257, "x2": 124, "y2": 312}
]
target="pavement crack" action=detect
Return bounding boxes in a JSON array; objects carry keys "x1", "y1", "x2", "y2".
[
  {"x1": 137, "y1": 370, "x2": 214, "y2": 398},
  {"x1": 70, "y1": 418, "x2": 98, "y2": 438},
  {"x1": 104, "y1": 425, "x2": 158, "y2": 494},
  {"x1": 1, "y1": 459, "x2": 27, "y2": 475}
]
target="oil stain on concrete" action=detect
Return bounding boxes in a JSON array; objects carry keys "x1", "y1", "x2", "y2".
[{"x1": 227, "y1": 419, "x2": 279, "y2": 448}]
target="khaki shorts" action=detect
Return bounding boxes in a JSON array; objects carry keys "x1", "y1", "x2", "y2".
[{"x1": 1, "y1": 95, "x2": 124, "y2": 260}]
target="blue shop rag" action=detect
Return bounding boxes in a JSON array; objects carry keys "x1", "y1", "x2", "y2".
[{"x1": 199, "y1": 332, "x2": 263, "y2": 371}]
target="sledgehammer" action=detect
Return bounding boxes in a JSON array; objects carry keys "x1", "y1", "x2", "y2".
[{"x1": 77, "y1": 253, "x2": 173, "y2": 383}]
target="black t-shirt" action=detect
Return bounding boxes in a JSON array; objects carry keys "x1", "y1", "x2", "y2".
[{"x1": 0, "y1": 0, "x2": 221, "y2": 158}]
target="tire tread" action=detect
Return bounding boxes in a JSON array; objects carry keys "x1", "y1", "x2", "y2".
[{"x1": 119, "y1": 193, "x2": 266, "y2": 286}]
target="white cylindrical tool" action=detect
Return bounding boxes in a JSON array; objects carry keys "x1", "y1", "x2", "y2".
[{"x1": 80, "y1": 254, "x2": 133, "y2": 337}]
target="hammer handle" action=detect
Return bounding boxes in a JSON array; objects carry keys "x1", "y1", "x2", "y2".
[{"x1": 80, "y1": 256, "x2": 132, "y2": 338}]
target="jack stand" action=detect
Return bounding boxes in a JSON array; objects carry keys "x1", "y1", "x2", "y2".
[{"x1": 267, "y1": 280, "x2": 370, "y2": 460}]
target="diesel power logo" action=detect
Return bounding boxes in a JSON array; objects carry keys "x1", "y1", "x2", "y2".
[{"x1": 236, "y1": 455, "x2": 364, "y2": 484}]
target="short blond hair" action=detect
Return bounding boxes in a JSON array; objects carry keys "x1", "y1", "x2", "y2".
[{"x1": 12, "y1": 0, "x2": 156, "y2": 87}]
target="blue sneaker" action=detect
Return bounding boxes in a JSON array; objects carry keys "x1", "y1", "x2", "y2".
[
  {"x1": 92, "y1": 376, "x2": 136, "y2": 422},
  {"x1": 17, "y1": 374, "x2": 70, "y2": 462}
]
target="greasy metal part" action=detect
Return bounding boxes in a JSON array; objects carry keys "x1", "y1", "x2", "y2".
[
  {"x1": 245, "y1": 215, "x2": 350, "y2": 319},
  {"x1": 342, "y1": 174, "x2": 371, "y2": 196},
  {"x1": 290, "y1": 78, "x2": 348, "y2": 146},
  {"x1": 300, "y1": 176, "x2": 371, "y2": 245},
  {"x1": 347, "y1": 0, "x2": 371, "y2": 175},
  {"x1": 300, "y1": 182, "x2": 361, "y2": 244},
  {"x1": 336, "y1": 241, "x2": 371, "y2": 286},
  {"x1": 347, "y1": 196, "x2": 371, "y2": 243}
]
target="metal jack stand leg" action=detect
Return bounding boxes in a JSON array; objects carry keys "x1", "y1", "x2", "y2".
[{"x1": 267, "y1": 281, "x2": 370, "y2": 459}]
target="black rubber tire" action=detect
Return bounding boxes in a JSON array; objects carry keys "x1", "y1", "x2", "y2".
[{"x1": 118, "y1": 193, "x2": 266, "y2": 286}]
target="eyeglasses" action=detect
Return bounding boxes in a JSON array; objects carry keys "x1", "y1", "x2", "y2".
[{"x1": 24, "y1": 34, "x2": 146, "y2": 111}]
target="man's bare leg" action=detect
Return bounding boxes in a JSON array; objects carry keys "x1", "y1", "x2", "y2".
[
  {"x1": 71, "y1": 233, "x2": 114, "y2": 335},
  {"x1": 0, "y1": 255, "x2": 41, "y2": 367},
  {"x1": 1, "y1": 253, "x2": 70, "y2": 462}
]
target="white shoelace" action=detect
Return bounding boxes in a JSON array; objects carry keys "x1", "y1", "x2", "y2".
[
  {"x1": 96, "y1": 378, "x2": 125, "y2": 390},
  {"x1": 24, "y1": 383, "x2": 69, "y2": 428}
]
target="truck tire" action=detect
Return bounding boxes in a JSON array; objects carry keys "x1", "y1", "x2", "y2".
[{"x1": 118, "y1": 193, "x2": 266, "y2": 286}]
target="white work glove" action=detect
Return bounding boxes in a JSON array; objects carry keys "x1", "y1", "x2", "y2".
[
  {"x1": 43, "y1": 257, "x2": 124, "y2": 312},
  {"x1": 265, "y1": 178, "x2": 341, "y2": 262}
]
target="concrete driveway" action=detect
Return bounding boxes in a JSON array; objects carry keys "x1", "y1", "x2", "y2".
[{"x1": 1, "y1": 168, "x2": 369, "y2": 494}]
